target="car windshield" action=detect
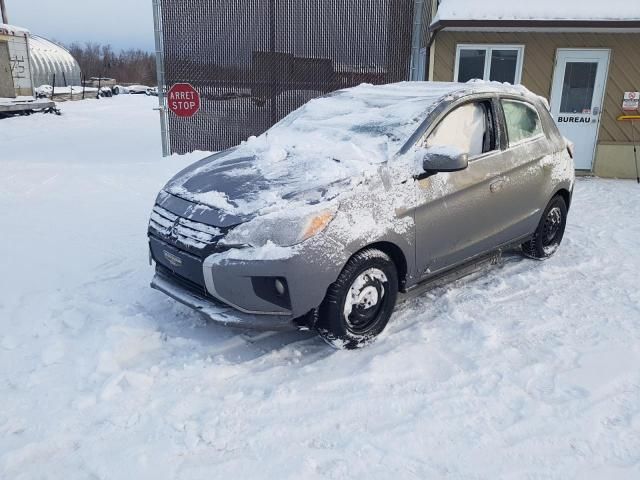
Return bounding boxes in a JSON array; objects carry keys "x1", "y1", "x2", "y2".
[{"x1": 268, "y1": 82, "x2": 462, "y2": 165}]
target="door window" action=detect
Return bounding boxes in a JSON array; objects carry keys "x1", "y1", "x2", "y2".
[
  {"x1": 425, "y1": 102, "x2": 495, "y2": 157},
  {"x1": 455, "y1": 45, "x2": 524, "y2": 84},
  {"x1": 502, "y1": 100, "x2": 543, "y2": 146},
  {"x1": 559, "y1": 62, "x2": 597, "y2": 113}
]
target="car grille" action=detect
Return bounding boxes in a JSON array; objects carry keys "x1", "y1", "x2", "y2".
[
  {"x1": 155, "y1": 263, "x2": 208, "y2": 297},
  {"x1": 149, "y1": 205, "x2": 226, "y2": 251}
]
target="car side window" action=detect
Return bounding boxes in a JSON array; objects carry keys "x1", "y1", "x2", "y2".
[
  {"x1": 425, "y1": 102, "x2": 496, "y2": 157},
  {"x1": 502, "y1": 100, "x2": 544, "y2": 146}
]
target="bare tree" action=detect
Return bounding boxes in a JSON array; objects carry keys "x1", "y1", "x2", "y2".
[{"x1": 68, "y1": 42, "x2": 157, "y2": 85}]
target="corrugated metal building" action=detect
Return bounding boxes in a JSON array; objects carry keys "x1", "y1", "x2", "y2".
[{"x1": 29, "y1": 34, "x2": 81, "y2": 87}]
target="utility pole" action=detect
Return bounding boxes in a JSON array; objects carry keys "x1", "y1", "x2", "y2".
[{"x1": 1, "y1": 0, "x2": 9, "y2": 24}]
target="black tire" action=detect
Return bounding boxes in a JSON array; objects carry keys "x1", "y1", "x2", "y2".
[
  {"x1": 316, "y1": 248, "x2": 398, "y2": 349},
  {"x1": 522, "y1": 195, "x2": 568, "y2": 260}
]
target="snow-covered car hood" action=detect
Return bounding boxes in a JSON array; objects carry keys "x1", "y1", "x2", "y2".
[{"x1": 163, "y1": 144, "x2": 361, "y2": 227}]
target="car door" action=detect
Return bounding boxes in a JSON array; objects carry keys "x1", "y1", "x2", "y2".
[
  {"x1": 496, "y1": 97, "x2": 552, "y2": 240},
  {"x1": 414, "y1": 97, "x2": 515, "y2": 278}
]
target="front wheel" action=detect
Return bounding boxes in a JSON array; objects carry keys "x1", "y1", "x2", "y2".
[
  {"x1": 522, "y1": 195, "x2": 568, "y2": 259},
  {"x1": 316, "y1": 248, "x2": 398, "y2": 349}
]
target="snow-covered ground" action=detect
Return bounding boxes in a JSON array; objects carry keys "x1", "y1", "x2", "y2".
[{"x1": 1, "y1": 96, "x2": 640, "y2": 479}]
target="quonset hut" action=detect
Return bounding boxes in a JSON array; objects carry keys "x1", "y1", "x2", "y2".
[{"x1": 29, "y1": 34, "x2": 81, "y2": 88}]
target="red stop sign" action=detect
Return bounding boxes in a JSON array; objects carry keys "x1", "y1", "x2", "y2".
[{"x1": 167, "y1": 83, "x2": 200, "y2": 117}]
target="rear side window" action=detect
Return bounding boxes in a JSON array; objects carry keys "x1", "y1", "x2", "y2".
[
  {"x1": 425, "y1": 102, "x2": 495, "y2": 157},
  {"x1": 502, "y1": 100, "x2": 543, "y2": 145}
]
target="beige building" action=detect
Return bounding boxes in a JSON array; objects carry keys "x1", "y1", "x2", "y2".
[{"x1": 426, "y1": 1, "x2": 640, "y2": 178}]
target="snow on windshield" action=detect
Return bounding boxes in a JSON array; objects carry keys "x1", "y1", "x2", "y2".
[{"x1": 267, "y1": 82, "x2": 466, "y2": 163}]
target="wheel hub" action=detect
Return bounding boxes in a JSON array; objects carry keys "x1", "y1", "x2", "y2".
[
  {"x1": 356, "y1": 285, "x2": 379, "y2": 309},
  {"x1": 343, "y1": 268, "x2": 388, "y2": 333},
  {"x1": 543, "y1": 207, "x2": 562, "y2": 245}
]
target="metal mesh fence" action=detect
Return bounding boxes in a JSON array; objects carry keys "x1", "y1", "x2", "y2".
[{"x1": 159, "y1": 0, "x2": 416, "y2": 154}]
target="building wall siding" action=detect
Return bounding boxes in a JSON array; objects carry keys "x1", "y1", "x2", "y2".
[
  {"x1": 432, "y1": 31, "x2": 640, "y2": 144},
  {"x1": 0, "y1": 32, "x2": 33, "y2": 96}
]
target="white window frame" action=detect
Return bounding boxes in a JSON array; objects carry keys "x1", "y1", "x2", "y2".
[{"x1": 454, "y1": 44, "x2": 525, "y2": 85}]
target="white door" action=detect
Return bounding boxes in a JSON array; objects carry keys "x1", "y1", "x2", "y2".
[{"x1": 549, "y1": 49, "x2": 610, "y2": 170}]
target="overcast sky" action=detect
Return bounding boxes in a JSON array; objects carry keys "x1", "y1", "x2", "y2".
[{"x1": 5, "y1": 0, "x2": 155, "y2": 51}]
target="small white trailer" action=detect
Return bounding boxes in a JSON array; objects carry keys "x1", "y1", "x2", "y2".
[
  {"x1": 0, "y1": 23, "x2": 58, "y2": 117},
  {"x1": 0, "y1": 23, "x2": 34, "y2": 98}
]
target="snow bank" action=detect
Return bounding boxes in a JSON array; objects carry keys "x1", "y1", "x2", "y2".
[
  {"x1": 0, "y1": 96, "x2": 37, "y2": 105},
  {"x1": 35, "y1": 85, "x2": 99, "y2": 96},
  {"x1": 434, "y1": 0, "x2": 640, "y2": 23}
]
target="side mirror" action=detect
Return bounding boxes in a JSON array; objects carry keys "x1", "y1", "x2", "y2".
[{"x1": 422, "y1": 147, "x2": 469, "y2": 174}]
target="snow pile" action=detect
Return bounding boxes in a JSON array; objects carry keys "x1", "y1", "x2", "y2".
[
  {"x1": 434, "y1": 0, "x2": 640, "y2": 22},
  {"x1": 2, "y1": 93, "x2": 640, "y2": 479},
  {"x1": 0, "y1": 96, "x2": 37, "y2": 105},
  {"x1": 35, "y1": 85, "x2": 99, "y2": 96}
]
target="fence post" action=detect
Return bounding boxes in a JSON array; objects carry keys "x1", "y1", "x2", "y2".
[
  {"x1": 62, "y1": 71, "x2": 71, "y2": 100},
  {"x1": 269, "y1": 0, "x2": 277, "y2": 126},
  {"x1": 82, "y1": 74, "x2": 86, "y2": 100},
  {"x1": 153, "y1": 0, "x2": 170, "y2": 156},
  {"x1": 409, "y1": 0, "x2": 425, "y2": 81},
  {"x1": 51, "y1": 74, "x2": 55, "y2": 100}
]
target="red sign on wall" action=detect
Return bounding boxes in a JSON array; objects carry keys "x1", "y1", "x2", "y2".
[{"x1": 167, "y1": 83, "x2": 200, "y2": 117}]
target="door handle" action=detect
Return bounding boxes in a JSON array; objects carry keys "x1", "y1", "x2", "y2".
[{"x1": 490, "y1": 178, "x2": 506, "y2": 193}]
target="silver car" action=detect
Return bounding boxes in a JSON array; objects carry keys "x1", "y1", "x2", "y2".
[{"x1": 148, "y1": 81, "x2": 575, "y2": 349}]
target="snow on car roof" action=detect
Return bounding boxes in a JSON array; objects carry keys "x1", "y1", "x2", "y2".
[
  {"x1": 433, "y1": 0, "x2": 640, "y2": 23},
  {"x1": 264, "y1": 81, "x2": 529, "y2": 162}
]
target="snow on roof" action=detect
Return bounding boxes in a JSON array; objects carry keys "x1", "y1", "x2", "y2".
[
  {"x1": 0, "y1": 23, "x2": 29, "y2": 36},
  {"x1": 433, "y1": 0, "x2": 640, "y2": 24}
]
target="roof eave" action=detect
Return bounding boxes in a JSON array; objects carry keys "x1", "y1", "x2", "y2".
[{"x1": 429, "y1": 19, "x2": 640, "y2": 33}]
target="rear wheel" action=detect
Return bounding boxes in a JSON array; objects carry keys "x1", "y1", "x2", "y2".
[
  {"x1": 522, "y1": 195, "x2": 568, "y2": 259},
  {"x1": 316, "y1": 249, "x2": 398, "y2": 349}
]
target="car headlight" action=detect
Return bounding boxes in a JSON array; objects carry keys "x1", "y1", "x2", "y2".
[{"x1": 219, "y1": 207, "x2": 336, "y2": 248}]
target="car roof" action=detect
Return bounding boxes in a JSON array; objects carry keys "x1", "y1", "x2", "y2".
[
  {"x1": 332, "y1": 80, "x2": 542, "y2": 107},
  {"x1": 270, "y1": 80, "x2": 544, "y2": 163}
]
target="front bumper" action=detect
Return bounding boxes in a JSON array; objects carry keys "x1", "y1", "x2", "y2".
[{"x1": 150, "y1": 269, "x2": 298, "y2": 331}]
